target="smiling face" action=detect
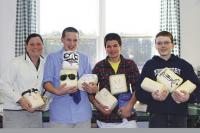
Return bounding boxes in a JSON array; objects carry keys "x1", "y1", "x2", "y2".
[
  {"x1": 26, "y1": 36, "x2": 43, "y2": 59},
  {"x1": 61, "y1": 32, "x2": 78, "y2": 51},
  {"x1": 155, "y1": 36, "x2": 174, "y2": 60},
  {"x1": 105, "y1": 40, "x2": 121, "y2": 60}
]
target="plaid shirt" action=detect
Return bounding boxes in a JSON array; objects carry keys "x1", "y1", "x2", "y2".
[{"x1": 92, "y1": 55, "x2": 140, "y2": 123}]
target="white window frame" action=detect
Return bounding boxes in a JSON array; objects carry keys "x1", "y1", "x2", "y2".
[{"x1": 37, "y1": 0, "x2": 160, "y2": 65}]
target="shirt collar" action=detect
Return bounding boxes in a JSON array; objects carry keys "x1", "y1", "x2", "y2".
[{"x1": 105, "y1": 54, "x2": 125, "y2": 65}]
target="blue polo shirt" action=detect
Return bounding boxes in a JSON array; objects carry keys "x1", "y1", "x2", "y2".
[{"x1": 43, "y1": 48, "x2": 92, "y2": 124}]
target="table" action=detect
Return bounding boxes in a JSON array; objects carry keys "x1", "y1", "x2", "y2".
[{"x1": 41, "y1": 104, "x2": 200, "y2": 128}]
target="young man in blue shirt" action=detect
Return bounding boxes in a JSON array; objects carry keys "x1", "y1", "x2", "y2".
[{"x1": 43, "y1": 27, "x2": 98, "y2": 128}]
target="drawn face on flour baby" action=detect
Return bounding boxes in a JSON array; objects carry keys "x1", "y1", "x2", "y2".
[{"x1": 60, "y1": 51, "x2": 79, "y2": 87}]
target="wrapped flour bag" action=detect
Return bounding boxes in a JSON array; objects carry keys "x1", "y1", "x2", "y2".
[
  {"x1": 109, "y1": 74, "x2": 127, "y2": 95},
  {"x1": 60, "y1": 69, "x2": 78, "y2": 87},
  {"x1": 175, "y1": 80, "x2": 196, "y2": 94},
  {"x1": 141, "y1": 77, "x2": 167, "y2": 93},
  {"x1": 157, "y1": 68, "x2": 183, "y2": 92},
  {"x1": 78, "y1": 74, "x2": 98, "y2": 91},
  {"x1": 22, "y1": 88, "x2": 44, "y2": 109},
  {"x1": 95, "y1": 88, "x2": 118, "y2": 110}
]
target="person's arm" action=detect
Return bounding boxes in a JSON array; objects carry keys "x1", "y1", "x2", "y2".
[
  {"x1": 186, "y1": 66, "x2": 200, "y2": 103},
  {"x1": 135, "y1": 63, "x2": 154, "y2": 104},
  {"x1": 43, "y1": 82, "x2": 62, "y2": 95},
  {"x1": 174, "y1": 63, "x2": 200, "y2": 103},
  {"x1": 80, "y1": 55, "x2": 98, "y2": 94},
  {"x1": 118, "y1": 61, "x2": 139, "y2": 118},
  {"x1": 2, "y1": 59, "x2": 22, "y2": 103},
  {"x1": 88, "y1": 94, "x2": 112, "y2": 116},
  {"x1": 89, "y1": 62, "x2": 114, "y2": 115},
  {"x1": 2, "y1": 59, "x2": 35, "y2": 112},
  {"x1": 118, "y1": 92, "x2": 137, "y2": 118},
  {"x1": 42, "y1": 54, "x2": 78, "y2": 96},
  {"x1": 17, "y1": 97, "x2": 35, "y2": 112},
  {"x1": 43, "y1": 82, "x2": 78, "y2": 95},
  {"x1": 82, "y1": 82, "x2": 98, "y2": 94}
]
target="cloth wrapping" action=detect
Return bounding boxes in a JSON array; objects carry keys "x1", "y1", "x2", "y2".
[
  {"x1": 109, "y1": 74, "x2": 128, "y2": 95},
  {"x1": 157, "y1": 68, "x2": 183, "y2": 92},
  {"x1": 22, "y1": 88, "x2": 44, "y2": 109},
  {"x1": 78, "y1": 74, "x2": 98, "y2": 90},
  {"x1": 95, "y1": 88, "x2": 118, "y2": 110}
]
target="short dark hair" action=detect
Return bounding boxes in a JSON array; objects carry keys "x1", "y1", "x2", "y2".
[
  {"x1": 155, "y1": 31, "x2": 173, "y2": 43},
  {"x1": 62, "y1": 27, "x2": 79, "y2": 38},
  {"x1": 25, "y1": 33, "x2": 43, "y2": 45},
  {"x1": 104, "y1": 33, "x2": 122, "y2": 48}
]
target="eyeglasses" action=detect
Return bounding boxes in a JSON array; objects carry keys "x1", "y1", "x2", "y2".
[
  {"x1": 156, "y1": 41, "x2": 172, "y2": 45},
  {"x1": 60, "y1": 74, "x2": 77, "y2": 81}
]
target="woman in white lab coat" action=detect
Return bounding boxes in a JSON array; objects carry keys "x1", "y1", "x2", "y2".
[{"x1": 2, "y1": 33, "x2": 45, "y2": 128}]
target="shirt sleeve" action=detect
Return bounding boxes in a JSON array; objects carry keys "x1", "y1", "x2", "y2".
[
  {"x1": 82, "y1": 55, "x2": 92, "y2": 74},
  {"x1": 135, "y1": 63, "x2": 154, "y2": 104},
  {"x1": 43, "y1": 54, "x2": 55, "y2": 84},
  {"x1": 181, "y1": 63, "x2": 200, "y2": 103},
  {"x1": 1, "y1": 59, "x2": 22, "y2": 103},
  {"x1": 129, "y1": 61, "x2": 140, "y2": 92}
]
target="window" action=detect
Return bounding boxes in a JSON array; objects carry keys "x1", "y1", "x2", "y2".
[
  {"x1": 105, "y1": 0, "x2": 160, "y2": 70},
  {"x1": 40, "y1": 0, "x2": 160, "y2": 69},
  {"x1": 40, "y1": 0, "x2": 98, "y2": 67}
]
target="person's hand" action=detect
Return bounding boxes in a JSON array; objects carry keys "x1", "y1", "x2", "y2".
[
  {"x1": 56, "y1": 83, "x2": 78, "y2": 95},
  {"x1": 82, "y1": 82, "x2": 98, "y2": 94},
  {"x1": 171, "y1": 90, "x2": 190, "y2": 104},
  {"x1": 18, "y1": 97, "x2": 35, "y2": 112},
  {"x1": 96, "y1": 101, "x2": 113, "y2": 116},
  {"x1": 152, "y1": 89, "x2": 169, "y2": 101},
  {"x1": 118, "y1": 104, "x2": 133, "y2": 118}
]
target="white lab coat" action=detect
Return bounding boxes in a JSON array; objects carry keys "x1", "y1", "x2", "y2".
[{"x1": 2, "y1": 54, "x2": 45, "y2": 110}]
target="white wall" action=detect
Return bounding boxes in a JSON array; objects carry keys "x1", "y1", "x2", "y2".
[
  {"x1": 180, "y1": 0, "x2": 200, "y2": 69},
  {"x1": 0, "y1": 0, "x2": 16, "y2": 77}
]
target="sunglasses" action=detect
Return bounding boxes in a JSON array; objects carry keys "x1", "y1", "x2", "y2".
[{"x1": 60, "y1": 74, "x2": 77, "y2": 81}]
